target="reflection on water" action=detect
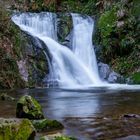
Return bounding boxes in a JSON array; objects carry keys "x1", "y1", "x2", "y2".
[{"x1": 0, "y1": 87, "x2": 140, "y2": 140}]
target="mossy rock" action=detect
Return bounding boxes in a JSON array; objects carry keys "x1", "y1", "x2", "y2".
[
  {"x1": 131, "y1": 72, "x2": 140, "y2": 84},
  {"x1": 16, "y1": 95, "x2": 44, "y2": 119},
  {"x1": 40, "y1": 133, "x2": 77, "y2": 140},
  {"x1": 0, "y1": 118, "x2": 35, "y2": 140},
  {"x1": 32, "y1": 119, "x2": 64, "y2": 132}
]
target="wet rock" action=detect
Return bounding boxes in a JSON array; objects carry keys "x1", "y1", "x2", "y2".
[
  {"x1": 122, "y1": 114, "x2": 140, "y2": 119},
  {"x1": 117, "y1": 21, "x2": 125, "y2": 28},
  {"x1": 117, "y1": 9, "x2": 126, "y2": 19},
  {"x1": 16, "y1": 95, "x2": 44, "y2": 119},
  {"x1": 0, "y1": 93, "x2": 15, "y2": 101},
  {"x1": 17, "y1": 60, "x2": 28, "y2": 82},
  {"x1": 0, "y1": 118, "x2": 35, "y2": 140},
  {"x1": 32, "y1": 119, "x2": 64, "y2": 132},
  {"x1": 98, "y1": 62, "x2": 124, "y2": 83},
  {"x1": 62, "y1": 32, "x2": 72, "y2": 48},
  {"x1": 116, "y1": 135, "x2": 140, "y2": 140},
  {"x1": 98, "y1": 62, "x2": 111, "y2": 80},
  {"x1": 108, "y1": 71, "x2": 122, "y2": 83},
  {"x1": 57, "y1": 13, "x2": 72, "y2": 43},
  {"x1": 40, "y1": 133, "x2": 77, "y2": 140},
  {"x1": 126, "y1": 77, "x2": 133, "y2": 84}
]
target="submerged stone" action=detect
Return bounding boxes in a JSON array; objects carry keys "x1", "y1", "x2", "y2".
[
  {"x1": 16, "y1": 95, "x2": 44, "y2": 119},
  {"x1": 122, "y1": 114, "x2": 140, "y2": 119},
  {"x1": 40, "y1": 133, "x2": 77, "y2": 140},
  {"x1": 116, "y1": 135, "x2": 140, "y2": 140},
  {"x1": 32, "y1": 119, "x2": 64, "y2": 132},
  {"x1": 0, "y1": 118, "x2": 35, "y2": 140},
  {"x1": 0, "y1": 93, "x2": 15, "y2": 101}
]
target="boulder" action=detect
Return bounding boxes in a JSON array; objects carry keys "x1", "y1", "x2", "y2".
[
  {"x1": 40, "y1": 133, "x2": 77, "y2": 140},
  {"x1": 98, "y1": 62, "x2": 111, "y2": 80},
  {"x1": 32, "y1": 119, "x2": 64, "y2": 132},
  {"x1": 98, "y1": 62, "x2": 124, "y2": 83},
  {"x1": 16, "y1": 95, "x2": 44, "y2": 119},
  {"x1": 0, "y1": 118, "x2": 35, "y2": 140},
  {"x1": 108, "y1": 71, "x2": 122, "y2": 83}
]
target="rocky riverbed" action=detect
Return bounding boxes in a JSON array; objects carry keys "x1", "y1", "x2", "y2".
[{"x1": 0, "y1": 91, "x2": 77, "y2": 140}]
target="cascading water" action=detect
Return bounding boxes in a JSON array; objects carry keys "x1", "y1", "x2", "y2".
[
  {"x1": 71, "y1": 14, "x2": 101, "y2": 83},
  {"x1": 12, "y1": 12, "x2": 104, "y2": 87}
]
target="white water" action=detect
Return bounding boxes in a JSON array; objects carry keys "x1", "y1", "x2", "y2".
[
  {"x1": 71, "y1": 14, "x2": 101, "y2": 83},
  {"x1": 12, "y1": 12, "x2": 140, "y2": 89},
  {"x1": 12, "y1": 13, "x2": 104, "y2": 87}
]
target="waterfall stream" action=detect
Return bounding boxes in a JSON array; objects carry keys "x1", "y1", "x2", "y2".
[
  {"x1": 12, "y1": 12, "x2": 104, "y2": 87},
  {"x1": 11, "y1": 12, "x2": 140, "y2": 89},
  {"x1": 71, "y1": 14, "x2": 101, "y2": 83}
]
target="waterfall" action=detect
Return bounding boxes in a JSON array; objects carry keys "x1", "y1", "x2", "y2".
[
  {"x1": 71, "y1": 13, "x2": 101, "y2": 83},
  {"x1": 12, "y1": 12, "x2": 103, "y2": 87}
]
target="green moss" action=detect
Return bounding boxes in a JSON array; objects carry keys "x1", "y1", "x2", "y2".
[
  {"x1": 131, "y1": 72, "x2": 140, "y2": 84},
  {"x1": 32, "y1": 119, "x2": 64, "y2": 132},
  {"x1": 40, "y1": 134, "x2": 77, "y2": 140},
  {"x1": 16, "y1": 95, "x2": 44, "y2": 119},
  {"x1": 0, "y1": 118, "x2": 35, "y2": 140},
  {"x1": 98, "y1": 7, "x2": 117, "y2": 51},
  {"x1": 98, "y1": 8, "x2": 117, "y2": 39}
]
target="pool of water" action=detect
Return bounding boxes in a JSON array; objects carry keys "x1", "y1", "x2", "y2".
[{"x1": 0, "y1": 87, "x2": 140, "y2": 140}]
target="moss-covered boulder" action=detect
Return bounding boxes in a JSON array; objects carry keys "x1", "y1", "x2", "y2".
[
  {"x1": 32, "y1": 119, "x2": 64, "y2": 132},
  {"x1": 0, "y1": 118, "x2": 35, "y2": 140},
  {"x1": 16, "y1": 95, "x2": 44, "y2": 119},
  {"x1": 40, "y1": 133, "x2": 77, "y2": 140}
]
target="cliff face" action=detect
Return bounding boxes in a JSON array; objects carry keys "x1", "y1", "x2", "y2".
[
  {"x1": 0, "y1": 0, "x2": 139, "y2": 89},
  {"x1": 0, "y1": 1, "x2": 25, "y2": 89},
  {"x1": 0, "y1": 1, "x2": 49, "y2": 89}
]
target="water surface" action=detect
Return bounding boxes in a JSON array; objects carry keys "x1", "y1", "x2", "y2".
[{"x1": 0, "y1": 87, "x2": 140, "y2": 140}]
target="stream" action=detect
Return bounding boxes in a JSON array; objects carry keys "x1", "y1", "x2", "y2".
[{"x1": 0, "y1": 88, "x2": 140, "y2": 140}]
